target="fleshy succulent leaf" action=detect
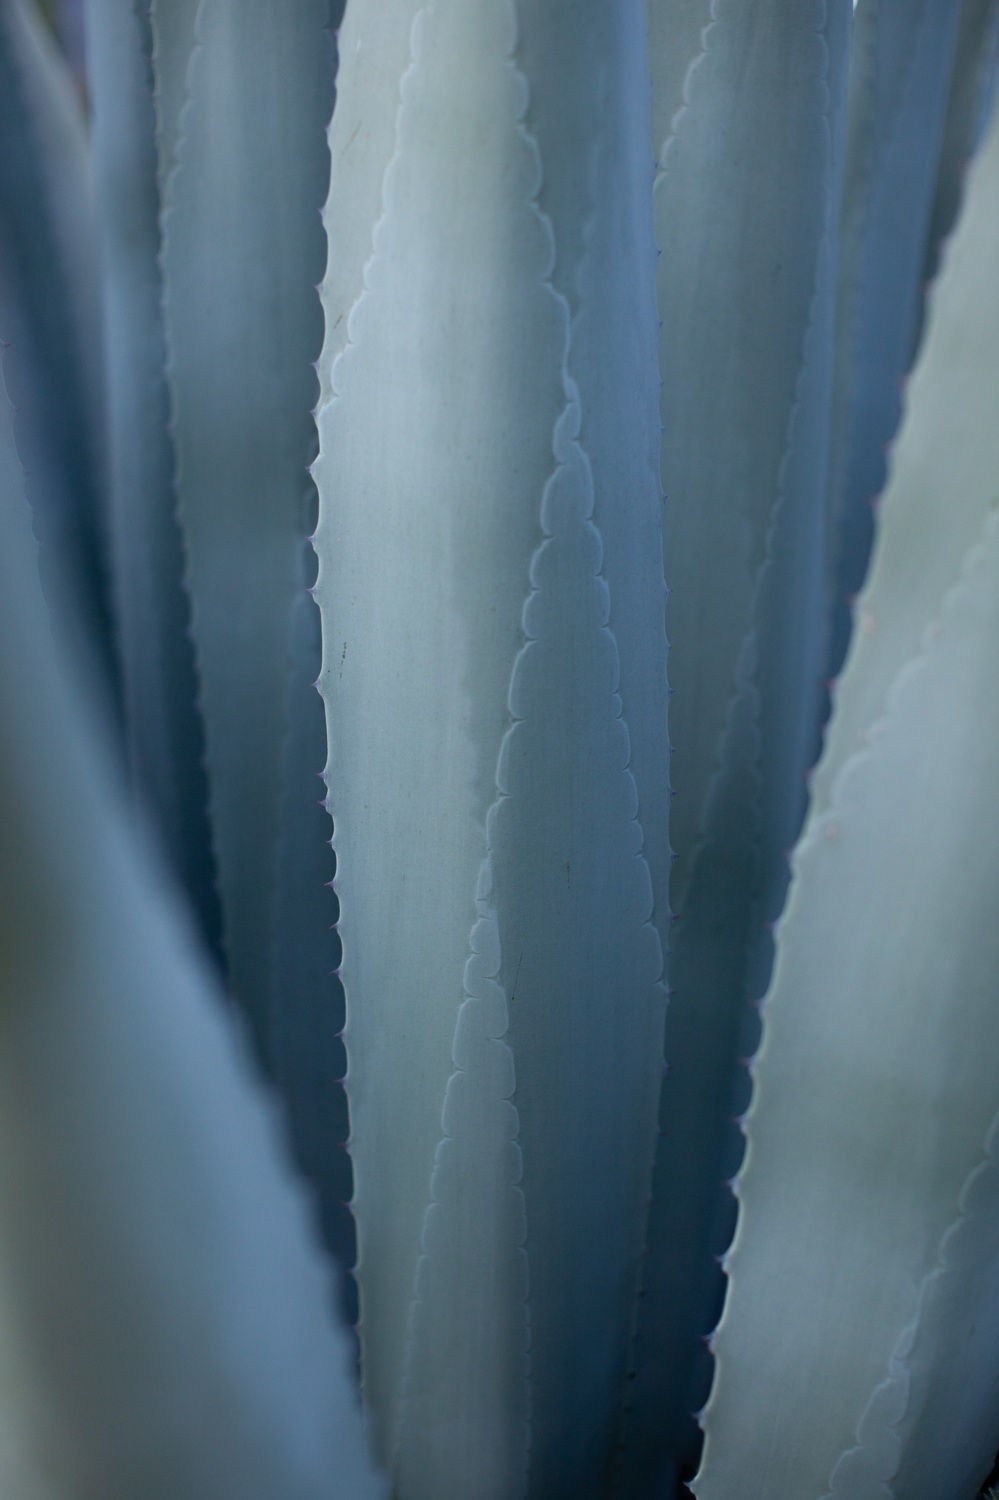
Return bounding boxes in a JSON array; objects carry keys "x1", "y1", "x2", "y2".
[
  {"x1": 619, "y1": 4, "x2": 851, "y2": 1487},
  {"x1": 317, "y1": 5, "x2": 564, "y2": 1462},
  {"x1": 0, "y1": 349, "x2": 384, "y2": 1500},
  {"x1": 0, "y1": 0, "x2": 113, "y2": 697},
  {"x1": 84, "y1": 0, "x2": 221, "y2": 963},
  {"x1": 316, "y1": 4, "x2": 667, "y2": 1494},
  {"x1": 149, "y1": 0, "x2": 200, "y2": 206},
  {"x1": 814, "y1": 82, "x2": 999, "y2": 815},
  {"x1": 821, "y1": 0, "x2": 972, "y2": 694},
  {"x1": 695, "y1": 92, "x2": 999, "y2": 1500},
  {"x1": 155, "y1": 0, "x2": 336, "y2": 1078},
  {"x1": 887, "y1": 1112, "x2": 999, "y2": 1500}
]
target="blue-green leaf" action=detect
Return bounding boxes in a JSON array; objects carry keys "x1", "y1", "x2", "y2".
[
  {"x1": 316, "y1": 4, "x2": 667, "y2": 1493},
  {"x1": 620, "y1": 4, "x2": 850, "y2": 1487},
  {"x1": 821, "y1": 0, "x2": 991, "y2": 693},
  {"x1": 696, "y1": 93, "x2": 999, "y2": 1500},
  {"x1": 0, "y1": 0, "x2": 112, "y2": 696},
  {"x1": 155, "y1": 0, "x2": 336, "y2": 1076},
  {"x1": 84, "y1": 0, "x2": 221, "y2": 963},
  {"x1": 0, "y1": 353, "x2": 383, "y2": 1500}
]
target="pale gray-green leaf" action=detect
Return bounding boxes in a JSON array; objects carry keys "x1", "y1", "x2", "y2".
[
  {"x1": 317, "y1": 1, "x2": 563, "y2": 1461},
  {"x1": 813, "y1": 90, "x2": 999, "y2": 814},
  {"x1": 317, "y1": 0, "x2": 422, "y2": 412},
  {"x1": 645, "y1": 0, "x2": 712, "y2": 166},
  {"x1": 822, "y1": 0, "x2": 967, "y2": 693},
  {"x1": 316, "y1": 6, "x2": 666, "y2": 1495},
  {"x1": 695, "y1": 431, "x2": 999, "y2": 1500},
  {"x1": 149, "y1": 0, "x2": 200, "y2": 206},
  {"x1": 888, "y1": 1113, "x2": 999, "y2": 1500}
]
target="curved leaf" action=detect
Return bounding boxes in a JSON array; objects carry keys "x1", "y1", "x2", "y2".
[
  {"x1": 84, "y1": 0, "x2": 221, "y2": 961},
  {"x1": 620, "y1": 4, "x2": 851, "y2": 1486},
  {"x1": 0, "y1": 353, "x2": 383, "y2": 1500},
  {"x1": 0, "y1": 0, "x2": 112, "y2": 696},
  {"x1": 157, "y1": 0, "x2": 336, "y2": 1073},
  {"x1": 317, "y1": 3, "x2": 564, "y2": 1460},
  {"x1": 821, "y1": 0, "x2": 976, "y2": 695},
  {"x1": 814, "y1": 85, "x2": 999, "y2": 814},
  {"x1": 316, "y1": 5, "x2": 667, "y2": 1494},
  {"x1": 696, "y1": 98, "x2": 999, "y2": 1500}
]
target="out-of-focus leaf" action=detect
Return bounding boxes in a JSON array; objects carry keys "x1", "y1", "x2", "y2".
[
  {"x1": 619, "y1": 5, "x2": 850, "y2": 1489},
  {"x1": 0, "y1": 353, "x2": 384, "y2": 1500},
  {"x1": 0, "y1": 0, "x2": 112, "y2": 698},
  {"x1": 695, "y1": 90, "x2": 999, "y2": 1500},
  {"x1": 84, "y1": 0, "x2": 221, "y2": 964},
  {"x1": 316, "y1": 4, "x2": 667, "y2": 1494}
]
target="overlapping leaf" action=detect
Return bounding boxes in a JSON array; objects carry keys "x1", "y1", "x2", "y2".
[
  {"x1": 697, "y1": 90, "x2": 999, "y2": 1500},
  {"x1": 85, "y1": 0, "x2": 220, "y2": 959},
  {"x1": 317, "y1": 4, "x2": 667, "y2": 1494},
  {"x1": 0, "y1": 354, "x2": 383, "y2": 1500},
  {"x1": 620, "y1": 5, "x2": 851, "y2": 1488}
]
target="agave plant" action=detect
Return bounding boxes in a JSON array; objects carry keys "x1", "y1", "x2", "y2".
[{"x1": 2, "y1": 0, "x2": 999, "y2": 1496}]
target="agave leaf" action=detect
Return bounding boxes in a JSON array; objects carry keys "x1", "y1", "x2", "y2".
[
  {"x1": 149, "y1": 0, "x2": 201, "y2": 204},
  {"x1": 618, "y1": 4, "x2": 850, "y2": 1487},
  {"x1": 315, "y1": 4, "x2": 667, "y2": 1492},
  {"x1": 644, "y1": 0, "x2": 712, "y2": 165},
  {"x1": 695, "y1": 110, "x2": 999, "y2": 1495},
  {"x1": 156, "y1": 0, "x2": 336, "y2": 1072},
  {"x1": 822, "y1": 1317, "x2": 916, "y2": 1500},
  {"x1": 696, "y1": 501, "x2": 999, "y2": 1500},
  {"x1": 918, "y1": 1, "x2": 999, "y2": 317},
  {"x1": 820, "y1": 0, "x2": 972, "y2": 699},
  {"x1": 270, "y1": 578, "x2": 356, "y2": 1299},
  {"x1": 317, "y1": 0, "x2": 422, "y2": 414},
  {"x1": 886, "y1": 1111, "x2": 999, "y2": 1500},
  {"x1": 814, "y1": 87, "x2": 999, "y2": 815},
  {"x1": 656, "y1": 0, "x2": 844, "y2": 911},
  {"x1": 0, "y1": 357, "x2": 383, "y2": 1500},
  {"x1": 83, "y1": 0, "x2": 221, "y2": 962},
  {"x1": 823, "y1": 1115, "x2": 999, "y2": 1500},
  {"x1": 317, "y1": 5, "x2": 563, "y2": 1459},
  {"x1": 396, "y1": 9, "x2": 666, "y2": 1497},
  {"x1": 0, "y1": 0, "x2": 112, "y2": 696},
  {"x1": 514, "y1": 0, "x2": 669, "y2": 1010}
]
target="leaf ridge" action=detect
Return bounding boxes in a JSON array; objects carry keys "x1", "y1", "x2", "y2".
[
  {"x1": 620, "y1": 5, "x2": 848, "y2": 1487},
  {"x1": 694, "y1": 501, "x2": 999, "y2": 1500},
  {"x1": 314, "y1": 0, "x2": 567, "y2": 1464}
]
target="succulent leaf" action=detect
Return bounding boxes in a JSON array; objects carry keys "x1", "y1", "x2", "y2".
[
  {"x1": 84, "y1": 0, "x2": 221, "y2": 962},
  {"x1": 316, "y1": 4, "x2": 667, "y2": 1493},
  {"x1": 0, "y1": 352, "x2": 383, "y2": 1500},
  {"x1": 815, "y1": 82, "x2": 999, "y2": 814},
  {"x1": 155, "y1": 0, "x2": 336, "y2": 1076},
  {"x1": 820, "y1": 0, "x2": 978, "y2": 699},
  {"x1": 0, "y1": 0, "x2": 112, "y2": 695},
  {"x1": 620, "y1": 4, "x2": 851, "y2": 1486},
  {"x1": 696, "y1": 93, "x2": 999, "y2": 1500}
]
